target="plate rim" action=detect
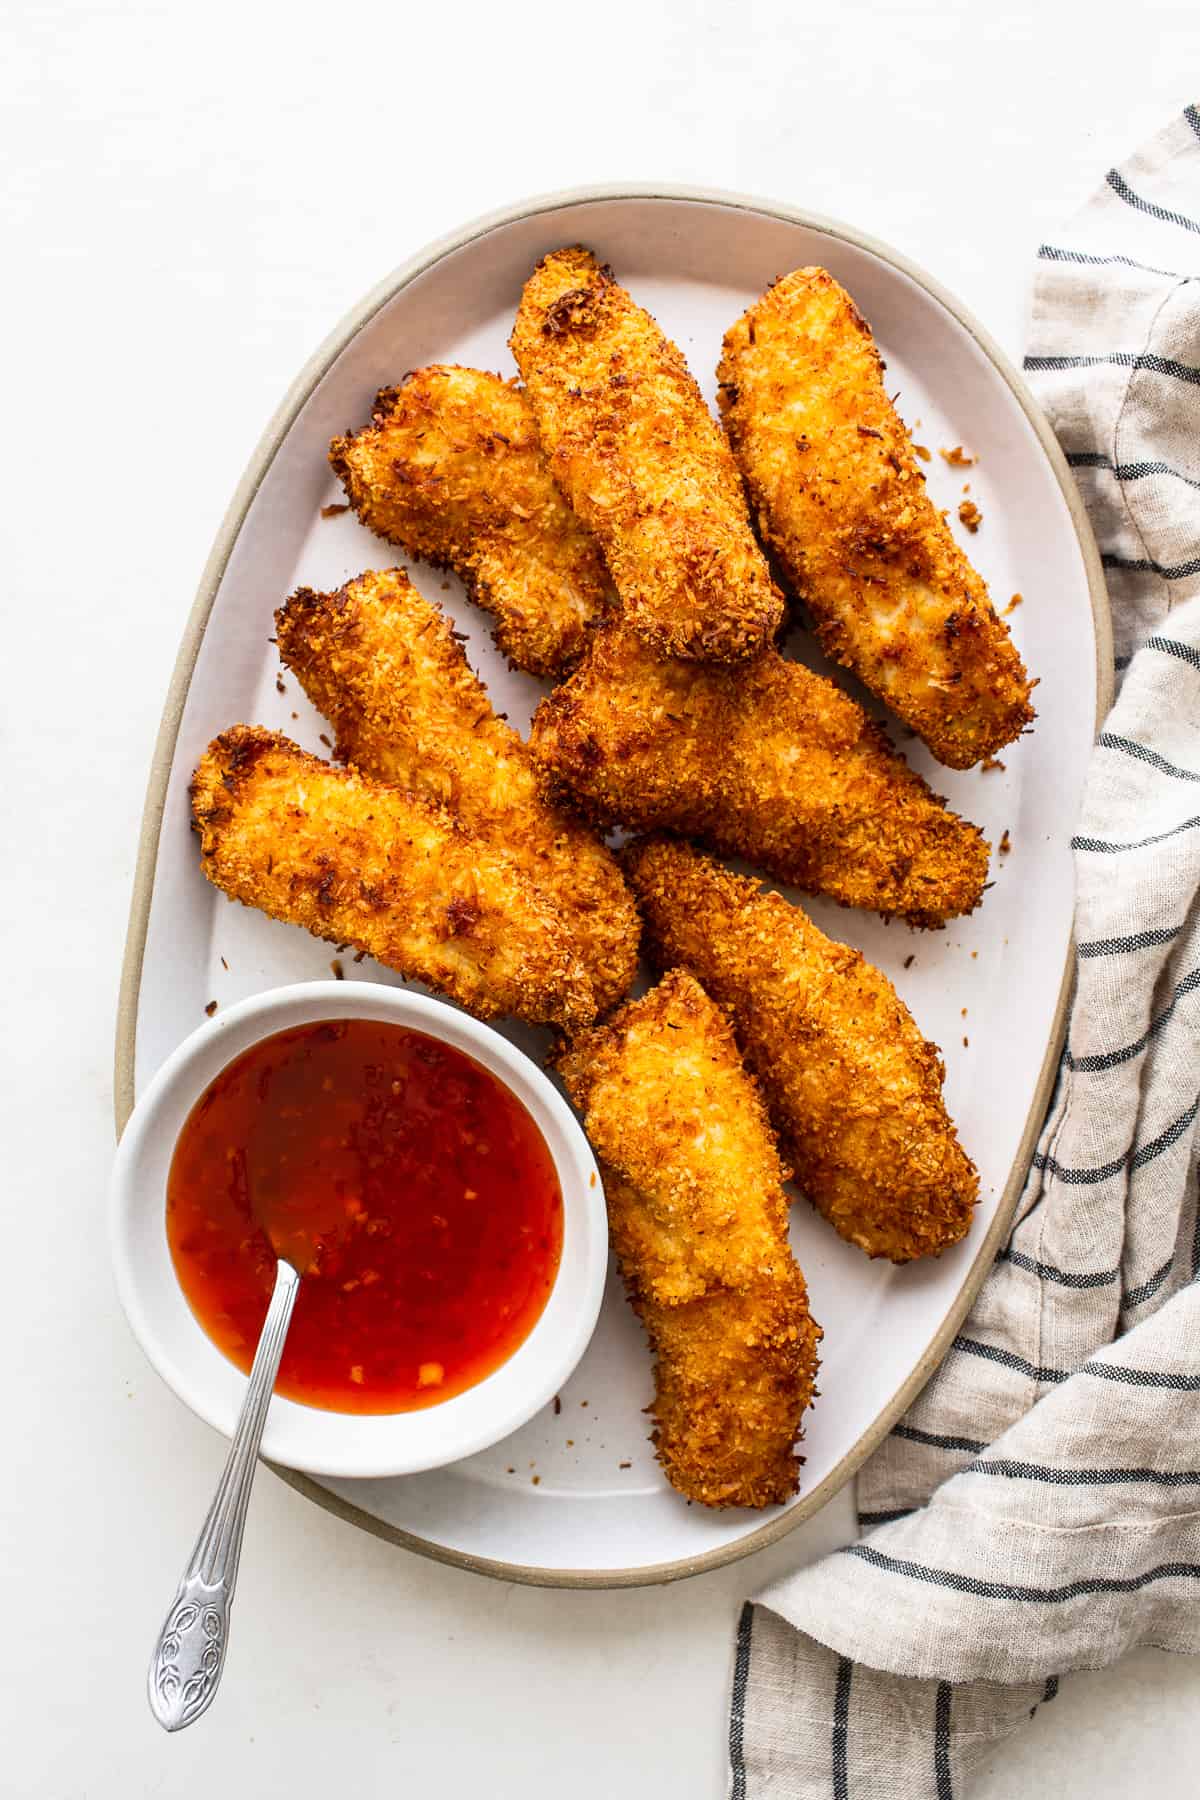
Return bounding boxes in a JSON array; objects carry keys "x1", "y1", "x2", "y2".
[{"x1": 113, "y1": 181, "x2": 1113, "y2": 1589}]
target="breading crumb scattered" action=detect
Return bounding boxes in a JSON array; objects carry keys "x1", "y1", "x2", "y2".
[
  {"x1": 553, "y1": 1395, "x2": 562, "y2": 1415},
  {"x1": 205, "y1": 1000, "x2": 218, "y2": 1017},
  {"x1": 619, "y1": 1461, "x2": 632, "y2": 1469},
  {"x1": 1005, "y1": 593, "x2": 1024, "y2": 615},
  {"x1": 939, "y1": 445, "x2": 977, "y2": 467},
  {"x1": 963, "y1": 1036, "x2": 969, "y2": 1047},
  {"x1": 319, "y1": 732, "x2": 333, "y2": 748},
  {"x1": 981, "y1": 756, "x2": 1006, "y2": 773},
  {"x1": 531, "y1": 1475, "x2": 541, "y2": 1486},
  {"x1": 330, "y1": 959, "x2": 344, "y2": 980},
  {"x1": 275, "y1": 676, "x2": 287, "y2": 694},
  {"x1": 913, "y1": 443, "x2": 932, "y2": 462},
  {"x1": 320, "y1": 502, "x2": 350, "y2": 518},
  {"x1": 903, "y1": 954, "x2": 916, "y2": 969},
  {"x1": 958, "y1": 499, "x2": 983, "y2": 533},
  {"x1": 999, "y1": 829, "x2": 1012, "y2": 855},
  {"x1": 220, "y1": 956, "x2": 229, "y2": 971}
]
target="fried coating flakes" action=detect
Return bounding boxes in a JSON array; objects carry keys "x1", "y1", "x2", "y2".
[
  {"x1": 528, "y1": 621, "x2": 989, "y2": 929},
  {"x1": 510, "y1": 248, "x2": 785, "y2": 665},
  {"x1": 718, "y1": 268, "x2": 1034, "y2": 768},
  {"x1": 557, "y1": 970, "x2": 821, "y2": 1508},
  {"x1": 276, "y1": 570, "x2": 639, "y2": 1016},
  {"x1": 625, "y1": 839, "x2": 978, "y2": 1263},
  {"x1": 329, "y1": 366, "x2": 612, "y2": 677},
  {"x1": 190, "y1": 726, "x2": 594, "y2": 1029}
]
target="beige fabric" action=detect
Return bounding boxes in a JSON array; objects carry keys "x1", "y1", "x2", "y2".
[{"x1": 732, "y1": 104, "x2": 1200, "y2": 1799}]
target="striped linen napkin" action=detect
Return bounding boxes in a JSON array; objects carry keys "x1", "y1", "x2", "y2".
[{"x1": 731, "y1": 103, "x2": 1200, "y2": 1800}]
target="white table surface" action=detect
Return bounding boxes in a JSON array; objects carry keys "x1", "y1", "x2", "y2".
[{"x1": 4, "y1": 2, "x2": 1198, "y2": 1793}]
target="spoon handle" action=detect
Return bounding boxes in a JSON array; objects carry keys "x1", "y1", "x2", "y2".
[{"x1": 147, "y1": 1258, "x2": 301, "y2": 1732}]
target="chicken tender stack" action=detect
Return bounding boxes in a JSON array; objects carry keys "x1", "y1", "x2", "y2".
[
  {"x1": 276, "y1": 569, "x2": 639, "y2": 1015},
  {"x1": 625, "y1": 838, "x2": 978, "y2": 1262},
  {"x1": 511, "y1": 247, "x2": 785, "y2": 664},
  {"x1": 557, "y1": 969, "x2": 821, "y2": 1508},
  {"x1": 529, "y1": 620, "x2": 989, "y2": 928},
  {"x1": 329, "y1": 366, "x2": 612, "y2": 676},
  {"x1": 718, "y1": 267, "x2": 1034, "y2": 768},
  {"x1": 191, "y1": 726, "x2": 594, "y2": 1028}
]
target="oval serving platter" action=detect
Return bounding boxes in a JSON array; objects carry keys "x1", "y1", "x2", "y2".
[{"x1": 115, "y1": 186, "x2": 1110, "y2": 1588}]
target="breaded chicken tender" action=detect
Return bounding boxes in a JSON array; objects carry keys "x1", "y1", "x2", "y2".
[
  {"x1": 191, "y1": 726, "x2": 594, "y2": 1028},
  {"x1": 718, "y1": 268, "x2": 1034, "y2": 769},
  {"x1": 328, "y1": 366, "x2": 612, "y2": 676},
  {"x1": 625, "y1": 839, "x2": 978, "y2": 1262},
  {"x1": 275, "y1": 570, "x2": 639, "y2": 1015},
  {"x1": 510, "y1": 248, "x2": 785, "y2": 664},
  {"x1": 528, "y1": 621, "x2": 988, "y2": 929},
  {"x1": 556, "y1": 970, "x2": 821, "y2": 1508}
]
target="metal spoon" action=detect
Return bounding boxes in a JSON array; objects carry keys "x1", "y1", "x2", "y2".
[{"x1": 147, "y1": 1257, "x2": 301, "y2": 1731}]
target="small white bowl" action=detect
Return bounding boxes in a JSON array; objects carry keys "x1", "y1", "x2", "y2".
[{"x1": 110, "y1": 982, "x2": 608, "y2": 1479}]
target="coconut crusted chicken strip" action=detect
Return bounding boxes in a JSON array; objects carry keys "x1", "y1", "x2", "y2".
[
  {"x1": 191, "y1": 726, "x2": 594, "y2": 1029},
  {"x1": 718, "y1": 268, "x2": 1034, "y2": 769},
  {"x1": 275, "y1": 569, "x2": 639, "y2": 1016},
  {"x1": 625, "y1": 839, "x2": 978, "y2": 1263},
  {"x1": 528, "y1": 621, "x2": 988, "y2": 929},
  {"x1": 510, "y1": 248, "x2": 785, "y2": 665},
  {"x1": 328, "y1": 366, "x2": 612, "y2": 677},
  {"x1": 556, "y1": 970, "x2": 821, "y2": 1508}
]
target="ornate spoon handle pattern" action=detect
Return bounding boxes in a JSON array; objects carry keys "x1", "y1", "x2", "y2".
[{"x1": 147, "y1": 1257, "x2": 301, "y2": 1732}]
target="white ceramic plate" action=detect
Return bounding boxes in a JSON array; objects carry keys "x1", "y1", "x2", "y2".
[{"x1": 116, "y1": 186, "x2": 1109, "y2": 1588}]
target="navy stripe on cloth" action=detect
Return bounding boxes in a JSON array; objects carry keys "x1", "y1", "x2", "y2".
[
  {"x1": 968, "y1": 1457, "x2": 1200, "y2": 1487},
  {"x1": 1146, "y1": 635, "x2": 1200, "y2": 672},
  {"x1": 1076, "y1": 923, "x2": 1183, "y2": 957},
  {"x1": 894, "y1": 1422, "x2": 988, "y2": 1455},
  {"x1": 934, "y1": 1684, "x2": 953, "y2": 1800},
  {"x1": 1025, "y1": 350, "x2": 1200, "y2": 387},
  {"x1": 1187, "y1": 102, "x2": 1200, "y2": 141},
  {"x1": 1032, "y1": 1095, "x2": 1199, "y2": 1185},
  {"x1": 730, "y1": 1603, "x2": 753, "y2": 1800},
  {"x1": 1124, "y1": 1253, "x2": 1176, "y2": 1310},
  {"x1": 832, "y1": 1657, "x2": 851, "y2": 1800},
  {"x1": 1106, "y1": 167, "x2": 1200, "y2": 235},
  {"x1": 1037, "y1": 244, "x2": 1183, "y2": 279},
  {"x1": 1066, "y1": 451, "x2": 1200, "y2": 492},
  {"x1": 1102, "y1": 550, "x2": 1200, "y2": 580},
  {"x1": 844, "y1": 1542, "x2": 1200, "y2": 1602},
  {"x1": 858, "y1": 1507, "x2": 916, "y2": 1527},
  {"x1": 1073, "y1": 814, "x2": 1200, "y2": 853},
  {"x1": 1086, "y1": 1361, "x2": 1200, "y2": 1391},
  {"x1": 952, "y1": 1336, "x2": 1068, "y2": 1384},
  {"x1": 997, "y1": 1246, "x2": 1118, "y2": 1288},
  {"x1": 1064, "y1": 965, "x2": 1200, "y2": 1072},
  {"x1": 1099, "y1": 733, "x2": 1200, "y2": 781}
]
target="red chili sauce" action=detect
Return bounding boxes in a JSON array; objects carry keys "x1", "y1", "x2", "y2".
[{"x1": 166, "y1": 1019, "x2": 563, "y2": 1413}]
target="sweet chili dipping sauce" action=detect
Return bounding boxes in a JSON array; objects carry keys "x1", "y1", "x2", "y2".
[{"x1": 166, "y1": 1019, "x2": 563, "y2": 1413}]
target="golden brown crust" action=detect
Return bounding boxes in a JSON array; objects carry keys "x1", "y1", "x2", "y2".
[
  {"x1": 275, "y1": 569, "x2": 639, "y2": 1015},
  {"x1": 718, "y1": 268, "x2": 1034, "y2": 769},
  {"x1": 557, "y1": 970, "x2": 820, "y2": 1507},
  {"x1": 190, "y1": 725, "x2": 595, "y2": 1029},
  {"x1": 624, "y1": 839, "x2": 978, "y2": 1263},
  {"x1": 528, "y1": 621, "x2": 989, "y2": 929},
  {"x1": 329, "y1": 366, "x2": 612, "y2": 677},
  {"x1": 510, "y1": 248, "x2": 785, "y2": 665}
]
